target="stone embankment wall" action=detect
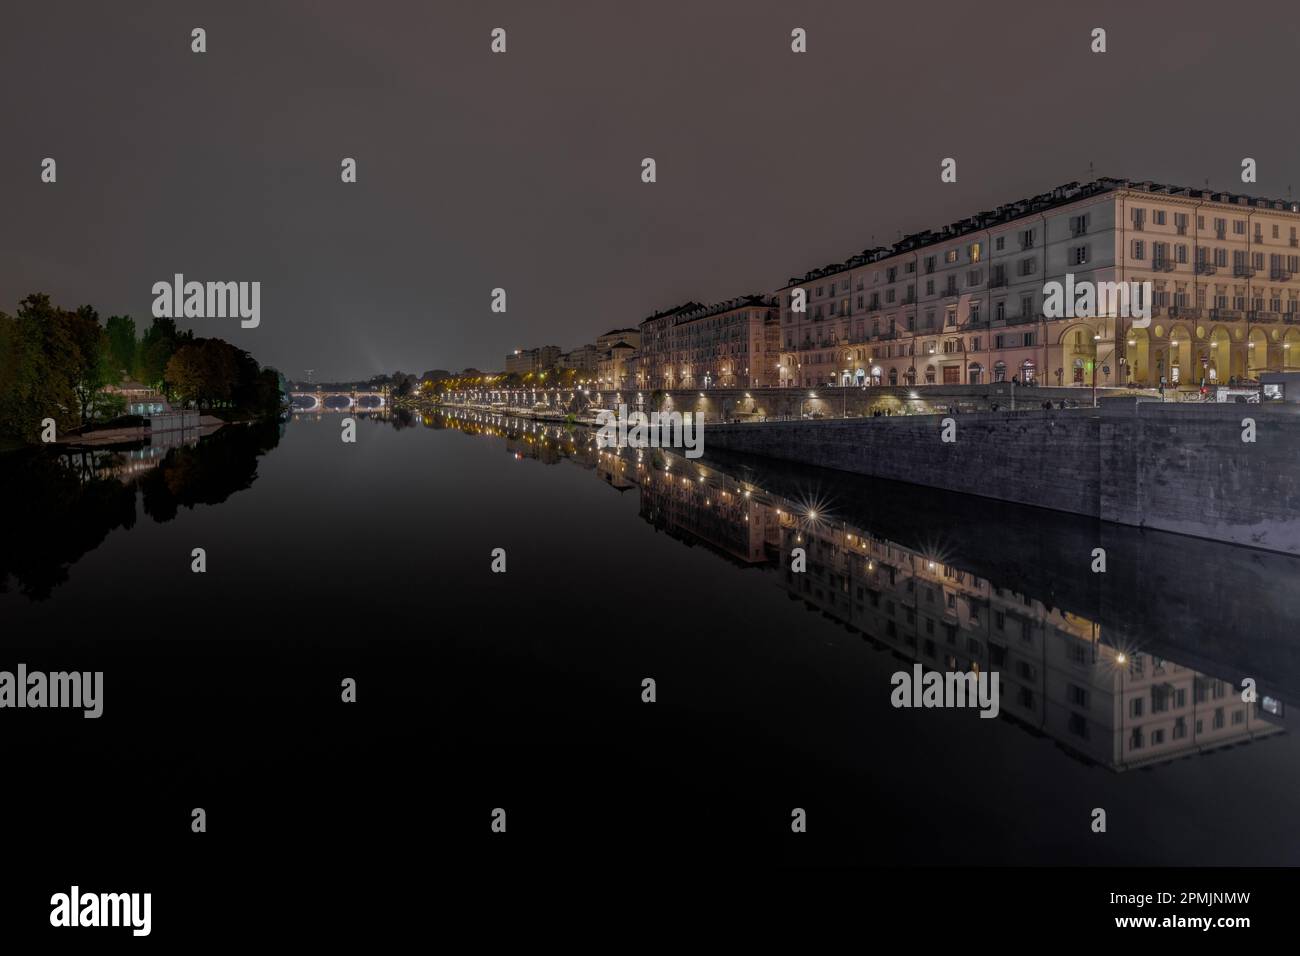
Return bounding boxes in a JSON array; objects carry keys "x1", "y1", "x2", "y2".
[{"x1": 704, "y1": 402, "x2": 1300, "y2": 554}]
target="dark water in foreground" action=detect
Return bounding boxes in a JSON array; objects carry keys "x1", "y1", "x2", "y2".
[{"x1": 3, "y1": 410, "x2": 1300, "y2": 884}]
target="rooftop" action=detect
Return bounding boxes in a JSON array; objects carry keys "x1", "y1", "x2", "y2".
[
  {"x1": 676, "y1": 294, "x2": 778, "y2": 324},
  {"x1": 781, "y1": 177, "x2": 1300, "y2": 289}
]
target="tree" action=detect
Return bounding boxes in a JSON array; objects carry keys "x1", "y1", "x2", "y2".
[
  {"x1": 165, "y1": 344, "x2": 206, "y2": 408},
  {"x1": 104, "y1": 315, "x2": 137, "y2": 377},
  {"x1": 136, "y1": 316, "x2": 191, "y2": 390},
  {"x1": 0, "y1": 295, "x2": 80, "y2": 440},
  {"x1": 67, "y1": 305, "x2": 117, "y2": 426}
]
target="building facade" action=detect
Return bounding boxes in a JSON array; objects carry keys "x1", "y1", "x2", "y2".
[
  {"x1": 776, "y1": 178, "x2": 1300, "y2": 390},
  {"x1": 558, "y1": 344, "x2": 599, "y2": 372},
  {"x1": 596, "y1": 327, "x2": 642, "y2": 351},
  {"x1": 504, "y1": 345, "x2": 563, "y2": 375},
  {"x1": 637, "y1": 295, "x2": 779, "y2": 389},
  {"x1": 596, "y1": 341, "x2": 637, "y2": 388}
]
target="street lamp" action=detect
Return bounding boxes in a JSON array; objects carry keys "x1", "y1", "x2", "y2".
[{"x1": 1092, "y1": 333, "x2": 1102, "y2": 407}]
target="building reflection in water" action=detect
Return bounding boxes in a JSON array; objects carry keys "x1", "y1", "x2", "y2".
[{"x1": 437, "y1": 408, "x2": 1289, "y2": 773}]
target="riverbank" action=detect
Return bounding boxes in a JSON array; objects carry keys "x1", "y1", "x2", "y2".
[
  {"x1": 705, "y1": 401, "x2": 1300, "y2": 555},
  {"x1": 52, "y1": 414, "x2": 230, "y2": 450}
]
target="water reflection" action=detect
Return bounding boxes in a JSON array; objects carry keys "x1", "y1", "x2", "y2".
[
  {"x1": 0, "y1": 421, "x2": 282, "y2": 600},
  {"x1": 436, "y1": 407, "x2": 1296, "y2": 773}
]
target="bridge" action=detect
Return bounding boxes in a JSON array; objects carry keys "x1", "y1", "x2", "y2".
[{"x1": 290, "y1": 389, "x2": 388, "y2": 412}]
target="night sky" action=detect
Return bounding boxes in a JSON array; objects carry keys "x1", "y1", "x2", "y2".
[{"x1": 4, "y1": 0, "x2": 1298, "y2": 380}]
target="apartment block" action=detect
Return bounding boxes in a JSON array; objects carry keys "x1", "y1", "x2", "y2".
[{"x1": 776, "y1": 178, "x2": 1300, "y2": 390}]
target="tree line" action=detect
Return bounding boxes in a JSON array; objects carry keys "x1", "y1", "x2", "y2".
[{"x1": 0, "y1": 293, "x2": 286, "y2": 444}]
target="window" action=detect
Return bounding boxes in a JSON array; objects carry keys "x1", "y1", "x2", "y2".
[
  {"x1": 1153, "y1": 209, "x2": 1166, "y2": 225},
  {"x1": 1132, "y1": 208, "x2": 1145, "y2": 230},
  {"x1": 945, "y1": 249, "x2": 958, "y2": 263},
  {"x1": 995, "y1": 236, "x2": 1005, "y2": 251},
  {"x1": 1070, "y1": 214, "x2": 1088, "y2": 236},
  {"x1": 969, "y1": 242, "x2": 982, "y2": 262},
  {"x1": 1132, "y1": 240, "x2": 1145, "y2": 259},
  {"x1": 1072, "y1": 245, "x2": 1089, "y2": 265},
  {"x1": 1019, "y1": 228, "x2": 1035, "y2": 249}
]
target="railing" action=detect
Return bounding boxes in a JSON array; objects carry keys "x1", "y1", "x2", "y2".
[
  {"x1": 1233, "y1": 265, "x2": 1257, "y2": 278},
  {"x1": 1151, "y1": 258, "x2": 1176, "y2": 272},
  {"x1": 1169, "y1": 306, "x2": 1202, "y2": 320},
  {"x1": 1271, "y1": 269, "x2": 1293, "y2": 281},
  {"x1": 989, "y1": 274, "x2": 1008, "y2": 288},
  {"x1": 1210, "y1": 308, "x2": 1243, "y2": 321},
  {"x1": 1194, "y1": 262, "x2": 1216, "y2": 275}
]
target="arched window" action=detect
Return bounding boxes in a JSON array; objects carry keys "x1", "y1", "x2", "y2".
[
  {"x1": 888, "y1": 368, "x2": 898, "y2": 386},
  {"x1": 993, "y1": 360, "x2": 1007, "y2": 383},
  {"x1": 1020, "y1": 360, "x2": 1036, "y2": 384}
]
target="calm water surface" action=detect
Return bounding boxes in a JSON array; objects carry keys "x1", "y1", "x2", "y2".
[{"x1": 4, "y1": 410, "x2": 1299, "y2": 871}]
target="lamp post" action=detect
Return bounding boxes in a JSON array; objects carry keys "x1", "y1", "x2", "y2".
[{"x1": 1092, "y1": 333, "x2": 1102, "y2": 408}]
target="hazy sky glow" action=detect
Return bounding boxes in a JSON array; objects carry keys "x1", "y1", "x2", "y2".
[{"x1": 4, "y1": 0, "x2": 1298, "y2": 380}]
